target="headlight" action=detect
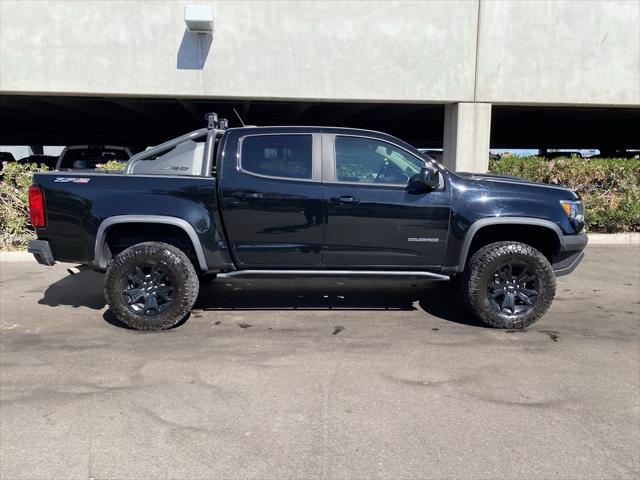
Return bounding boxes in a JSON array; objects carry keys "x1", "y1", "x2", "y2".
[{"x1": 560, "y1": 200, "x2": 584, "y2": 221}]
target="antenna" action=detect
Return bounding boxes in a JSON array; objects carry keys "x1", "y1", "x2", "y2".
[{"x1": 233, "y1": 108, "x2": 246, "y2": 127}]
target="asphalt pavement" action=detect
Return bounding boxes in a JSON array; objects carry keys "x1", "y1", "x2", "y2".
[{"x1": 1, "y1": 245, "x2": 639, "y2": 479}]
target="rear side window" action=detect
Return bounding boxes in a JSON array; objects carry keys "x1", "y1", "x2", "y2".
[{"x1": 241, "y1": 135, "x2": 312, "y2": 179}]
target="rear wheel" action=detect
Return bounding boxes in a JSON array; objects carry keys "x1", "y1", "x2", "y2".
[
  {"x1": 464, "y1": 241, "x2": 555, "y2": 329},
  {"x1": 104, "y1": 242, "x2": 199, "y2": 330}
]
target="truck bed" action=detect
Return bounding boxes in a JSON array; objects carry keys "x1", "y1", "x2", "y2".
[{"x1": 32, "y1": 171, "x2": 229, "y2": 269}]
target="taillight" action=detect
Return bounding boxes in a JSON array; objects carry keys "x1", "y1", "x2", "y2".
[{"x1": 28, "y1": 185, "x2": 46, "y2": 228}]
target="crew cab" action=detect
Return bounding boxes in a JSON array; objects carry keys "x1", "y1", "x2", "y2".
[{"x1": 27, "y1": 114, "x2": 587, "y2": 330}]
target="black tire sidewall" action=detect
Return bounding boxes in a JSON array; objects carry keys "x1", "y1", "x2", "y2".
[
  {"x1": 104, "y1": 242, "x2": 199, "y2": 331},
  {"x1": 465, "y1": 242, "x2": 556, "y2": 329}
]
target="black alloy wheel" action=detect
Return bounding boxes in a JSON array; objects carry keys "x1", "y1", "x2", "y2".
[
  {"x1": 122, "y1": 264, "x2": 175, "y2": 316},
  {"x1": 487, "y1": 262, "x2": 540, "y2": 315}
]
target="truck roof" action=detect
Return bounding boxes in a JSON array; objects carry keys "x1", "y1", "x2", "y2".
[
  {"x1": 226, "y1": 125, "x2": 388, "y2": 135},
  {"x1": 224, "y1": 125, "x2": 421, "y2": 153}
]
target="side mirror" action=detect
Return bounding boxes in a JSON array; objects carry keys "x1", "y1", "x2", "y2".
[{"x1": 407, "y1": 167, "x2": 439, "y2": 194}]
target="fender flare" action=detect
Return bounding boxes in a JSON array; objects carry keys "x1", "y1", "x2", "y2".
[
  {"x1": 457, "y1": 217, "x2": 564, "y2": 271},
  {"x1": 94, "y1": 215, "x2": 208, "y2": 271}
]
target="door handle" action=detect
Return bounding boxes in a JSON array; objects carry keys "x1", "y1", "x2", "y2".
[
  {"x1": 235, "y1": 192, "x2": 264, "y2": 200},
  {"x1": 331, "y1": 195, "x2": 360, "y2": 204}
]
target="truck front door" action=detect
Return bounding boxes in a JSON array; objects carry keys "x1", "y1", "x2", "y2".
[
  {"x1": 220, "y1": 131, "x2": 323, "y2": 267},
  {"x1": 322, "y1": 134, "x2": 450, "y2": 269}
]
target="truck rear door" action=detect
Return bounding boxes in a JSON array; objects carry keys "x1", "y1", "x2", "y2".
[{"x1": 219, "y1": 129, "x2": 323, "y2": 267}]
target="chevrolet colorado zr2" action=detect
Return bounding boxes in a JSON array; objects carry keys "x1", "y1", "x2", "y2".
[{"x1": 27, "y1": 114, "x2": 587, "y2": 330}]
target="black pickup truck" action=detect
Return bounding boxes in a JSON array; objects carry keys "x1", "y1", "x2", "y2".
[{"x1": 28, "y1": 114, "x2": 587, "y2": 330}]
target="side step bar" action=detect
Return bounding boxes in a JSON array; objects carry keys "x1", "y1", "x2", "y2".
[{"x1": 216, "y1": 270, "x2": 450, "y2": 281}]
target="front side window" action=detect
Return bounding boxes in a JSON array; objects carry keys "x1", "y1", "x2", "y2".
[
  {"x1": 241, "y1": 135, "x2": 312, "y2": 179},
  {"x1": 335, "y1": 136, "x2": 423, "y2": 185}
]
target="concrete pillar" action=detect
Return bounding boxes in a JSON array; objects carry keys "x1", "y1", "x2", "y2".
[{"x1": 443, "y1": 102, "x2": 492, "y2": 173}]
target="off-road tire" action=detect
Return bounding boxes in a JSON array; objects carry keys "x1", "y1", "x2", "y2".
[
  {"x1": 463, "y1": 241, "x2": 555, "y2": 329},
  {"x1": 104, "y1": 242, "x2": 199, "y2": 331}
]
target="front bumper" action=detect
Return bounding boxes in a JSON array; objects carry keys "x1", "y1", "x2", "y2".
[
  {"x1": 561, "y1": 233, "x2": 588, "y2": 252},
  {"x1": 27, "y1": 239, "x2": 55, "y2": 266},
  {"x1": 553, "y1": 233, "x2": 588, "y2": 276}
]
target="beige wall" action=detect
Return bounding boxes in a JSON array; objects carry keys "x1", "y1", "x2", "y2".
[
  {"x1": 476, "y1": 0, "x2": 640, "y2": 105},
  {"x1": 1, "y1": 0, "x2": 638, "y2": 106}
]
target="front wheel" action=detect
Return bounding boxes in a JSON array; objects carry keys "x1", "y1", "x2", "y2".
[
  {"x1": 104, "y1": 242, "x2": 199, "y2": 331},
  {"x1": 463, "y1": 241, "x2": 556, "y2": 329}
]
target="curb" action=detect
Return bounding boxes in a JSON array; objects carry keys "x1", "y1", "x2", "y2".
[
  {"x1": 1, "y1": 233, "x2": 638, "y2": 263},
  {"x1": 0, "y1": 251, "x2": 36, "y2": 263},
  {"x1": 587, "y1": 233, "x2": 640, "y2": 245}
]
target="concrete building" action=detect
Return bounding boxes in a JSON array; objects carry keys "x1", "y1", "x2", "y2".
[{"x1": 1, "y1": 0, "x2": 639, "y2": 171}]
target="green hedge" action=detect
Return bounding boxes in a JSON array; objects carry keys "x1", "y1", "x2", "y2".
[
  {"x1": 0, "y1": 162, "x2": 50, "y2": 249},
  {"x1": 489, "y1": 157, "x2": 640, "y2": 233}
]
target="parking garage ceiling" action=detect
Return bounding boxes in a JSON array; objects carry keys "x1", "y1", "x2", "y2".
[{"x1": 0, "y1": 95, "x2": 638, "y2": 150}]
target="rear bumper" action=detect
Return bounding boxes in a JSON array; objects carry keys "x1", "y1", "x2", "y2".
[
  {"x1": 554, "y1": 233, "x2": 588, "y2": 276},
  {"x1": 27, "y1": 239, "x2": 55, "y2": 266}
]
